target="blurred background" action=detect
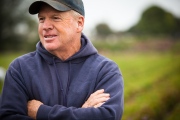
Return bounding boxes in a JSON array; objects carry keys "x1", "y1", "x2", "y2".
[{"x1": 0, "y1": 0, "x2": 180, "y2": 120}]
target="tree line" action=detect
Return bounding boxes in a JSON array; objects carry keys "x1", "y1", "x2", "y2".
[
  {"x1": 0, "y1": 0, "x2": 38, "y2": 52},
  {"x1": 95, "y1": 6, "x2": 180, "y2": 39}
]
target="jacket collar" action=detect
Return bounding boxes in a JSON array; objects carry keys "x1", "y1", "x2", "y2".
[{"x1": 36, "y1": 33, "x2": 97, "y2": 64}]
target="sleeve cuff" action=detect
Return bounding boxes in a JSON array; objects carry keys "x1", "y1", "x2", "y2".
[{"x1": 36, "y1": 104, "x2": 52, "y2": 120}]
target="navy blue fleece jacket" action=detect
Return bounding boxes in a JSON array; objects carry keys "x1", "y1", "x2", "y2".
[{"x1": 0, "y1": 34, "x2": 124, "y2": 120}]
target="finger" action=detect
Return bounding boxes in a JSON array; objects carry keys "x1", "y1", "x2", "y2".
[
  {"x1": 94, "y1": 102, "x2": 105, "y2": 108},
  {"x1": 90, "y1": 90, "x2": 109, "y2": 100},
  {"x1": 88, "y1": 97, "x2": 110, "y2": 106},
  {"x1": 91, "y1": 89, "x2": 104, "y2": 96},
  {"x1": 82, "y1": 96, "x2": 109, "y2": 108},
  {"x1": 95, "y1": 93, "x2": 110, "y2": 98},
  {"x1": 82, "y1": 102, "x2": 88, "y2": 108},
  {"x1": 89, "y1": 93, "x2": 110, "y2": 103},
  {"x1": 82, "y1": 89, "x2": 110, "y2": 108},
  {"x1": 88, "y1": 94, "x2": 110, "y2": 104},
  {"x1": 86, "y1": 92, "x2": 110, "y2": 105}
]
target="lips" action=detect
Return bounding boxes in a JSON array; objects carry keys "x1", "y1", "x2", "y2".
[
  {"x1": 43, "y1": 34, "x2": 57, "y2": 41},
  {"x1": 44, "y1": 35, "x2": 57, "y2": 38}
]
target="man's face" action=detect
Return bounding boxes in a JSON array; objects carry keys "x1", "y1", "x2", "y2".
[{"x1": 38, "y1": 4, "x2": 79, "y2": 53}]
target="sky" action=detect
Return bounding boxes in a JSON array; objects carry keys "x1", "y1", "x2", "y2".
[{"x1": 82, "y1": 0, "x2": 180, "y2": 34}]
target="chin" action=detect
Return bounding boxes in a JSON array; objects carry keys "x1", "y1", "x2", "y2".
[{"x1": 44, "y1": 45, "x2": 56, "y2": 51}]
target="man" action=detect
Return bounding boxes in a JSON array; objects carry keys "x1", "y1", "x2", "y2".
[{"x1": 0, "y1": 0, "x2": 124, "y2": 120}]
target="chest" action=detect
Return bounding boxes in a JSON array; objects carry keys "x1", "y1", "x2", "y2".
[{"x1": 25, "y1": 62, "x2": 99, "y2": 107}]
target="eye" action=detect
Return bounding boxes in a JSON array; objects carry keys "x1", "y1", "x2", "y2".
[
  {"x1": 53, "y1": 16, "x2": 61, "y2": 21},
  {"x1": 38, "y1": 17, "x2": 45, "y2": 23}
]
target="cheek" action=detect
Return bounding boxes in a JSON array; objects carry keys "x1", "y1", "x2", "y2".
[
  {"x1": 38, "y1": 25, "x2": 42, "y2": 35},
  {"x1": 38, "y1": 25, "x2": 44, "y2": 40},
  {"x1": 60, "y1": 20, "x2": 77, "y2": 33}
]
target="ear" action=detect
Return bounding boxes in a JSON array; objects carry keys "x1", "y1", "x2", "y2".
[{"x1": 76, "y1": 16, "x2": 84, "y2": 33}]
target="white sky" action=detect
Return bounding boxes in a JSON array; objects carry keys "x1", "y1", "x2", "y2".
[{"x1": 82, "y1": 0, "x2": 180, "y2": 34}]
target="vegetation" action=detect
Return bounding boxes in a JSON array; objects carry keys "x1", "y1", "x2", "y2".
[
  {"x1": 95, "y1": 23, "x2": 114, "y2": 38},
  {"x1": 128, "y1": 6, "x2": 180, "y2": 36},
  {"x1": 106, "y1": 52, "x2": 180, "y2": 120},
  {"x1": 96, "y1": 39, "x2": 180, "y2": 120},
  {"x1": 94, "y1": 5, "x2": 180, "y2": 39},
  {"x1": 0, "y1": 0, "x2": 38, "y2": 52}
]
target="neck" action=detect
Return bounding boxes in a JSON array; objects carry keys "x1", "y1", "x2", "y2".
[
  {"x1": 57, "y1": 42, "x2": 81, "y2": 61},
  {"x1": 51, "y1": 37, "x2": 81, "y2": 61}
]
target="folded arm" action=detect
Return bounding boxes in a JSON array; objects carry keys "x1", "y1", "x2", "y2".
[
  {"x1": 0, "y1": 61, "x2": 124, "y2": 120},
  {"x1": 29, "y1": 72, "x2": 123, "y2": 120},
  {"x1": 28, "y1": 89, "x2": 110, "y2": 119}
]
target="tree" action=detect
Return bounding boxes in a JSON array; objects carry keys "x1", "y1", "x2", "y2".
[
  {"x1": 0, "y1": 0, "x2": 38, "y2": 52},
  {"x1": 128, "y1": 5, "x2": 180, "y2": 36},
  {"x1": 95, "y1": 23, "x2": 114, "y2": 38}
]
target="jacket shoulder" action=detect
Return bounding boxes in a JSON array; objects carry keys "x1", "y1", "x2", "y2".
[
  {"x1": 9, "y1": 51, "x2": 37, "y2": 69},
  {"x1": 94, "y1": 54, "x2": 119, "y2": 67}
]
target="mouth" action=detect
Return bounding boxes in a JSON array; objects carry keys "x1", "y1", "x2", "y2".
[
  {"x1": 44, "y1": 35, "x2": 57, "y2": 38},
  {"x1": 44, "y1": 35, "x2": 57, "y2": 41}
]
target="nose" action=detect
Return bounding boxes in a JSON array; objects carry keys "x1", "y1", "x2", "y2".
[{"x1": 42, "y1": 19, "x2": 53, "y2": 31}]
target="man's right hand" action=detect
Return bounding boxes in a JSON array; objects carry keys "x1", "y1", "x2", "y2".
[{"x1": 82, "y1": 89, "x2": 110, "y2": 108}]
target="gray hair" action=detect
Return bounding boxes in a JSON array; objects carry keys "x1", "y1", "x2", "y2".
[{"x1": 70, "y1": 10, "x2": 83, "y2": 19}]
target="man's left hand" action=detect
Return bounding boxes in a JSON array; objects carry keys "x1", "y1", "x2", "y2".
[{"x1": 27, "y1": 100, "x2": 43, "y2": 119}]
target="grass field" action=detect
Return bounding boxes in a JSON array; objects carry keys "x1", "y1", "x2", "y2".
[
  {"x1": 0, "y1": 45, "x2": 180, "y2": 120},
  {"x1": 102, "y1": 52, "x2": 180, "y2": 120}
]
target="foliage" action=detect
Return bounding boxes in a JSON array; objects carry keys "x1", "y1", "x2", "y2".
[
  {"x1": 93, "y1": 40, "x2": 131, "y2": 51},
  {"x1": 128, "y1": 5, "x2": 180, "y2": 36},
  {"x1": 93, "y1": 36, "x2": 180, "y2": 54},
  {"x1": 165, "y1": 103, "x2": 180, "y2": 120},
  {"x1": 92, "y1": 5, "x2": 180, "y2": 41},
  {"x1": 95, "y1": 23, "x2": 114, "y2": 38},
  {"x1": 102, "y1": 52, "x2": 180, "y2": 120},
  {"x1": 0, "y1": 0, "x2": 38, "y2": 52}
]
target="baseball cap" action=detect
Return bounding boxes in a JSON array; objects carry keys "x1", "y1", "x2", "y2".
[{"x1": 29, "y1": 0, "x2": 85, "y2": 16}]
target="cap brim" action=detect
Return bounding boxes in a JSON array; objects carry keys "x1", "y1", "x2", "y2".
[{"x1": 29, "y1": 0, "x2": 72, "y2": 14}]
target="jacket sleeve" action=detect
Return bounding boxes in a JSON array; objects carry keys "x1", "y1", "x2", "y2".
[
  {"x1": 0, "y1": 61, "x2": 33, "y2": 120},
  {"x1": 37, "y1": 60, "x2": 124, "y2": 120}
]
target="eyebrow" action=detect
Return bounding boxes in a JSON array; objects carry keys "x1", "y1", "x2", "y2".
[
  {"x1": 38, "y1": 14, "x2": 41, "y2": 18},
  {"x1": 38, "y1": 13, "x2": 62, "y2": 17}
]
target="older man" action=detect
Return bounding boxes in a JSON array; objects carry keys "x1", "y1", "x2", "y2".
[{"x1": 0, "y1": 0, "x2": 124, "y2": 120}]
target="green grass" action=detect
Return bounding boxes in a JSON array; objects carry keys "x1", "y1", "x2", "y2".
[
  {"x1": 165, "y1": 103, "x2": 180, "y2": 120},
  {"x1": 0, "y1": 52, "x2": 26, "y2": 92},
  {"x1": 108, "y1": 53, "x2": 178, "y2": 98},
  {"x1": 0, "y1": 52, "x2": 26, "y2": 69},
  {"x1": 103, "y1": 52, "x2": 180, "y2": 120}
]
